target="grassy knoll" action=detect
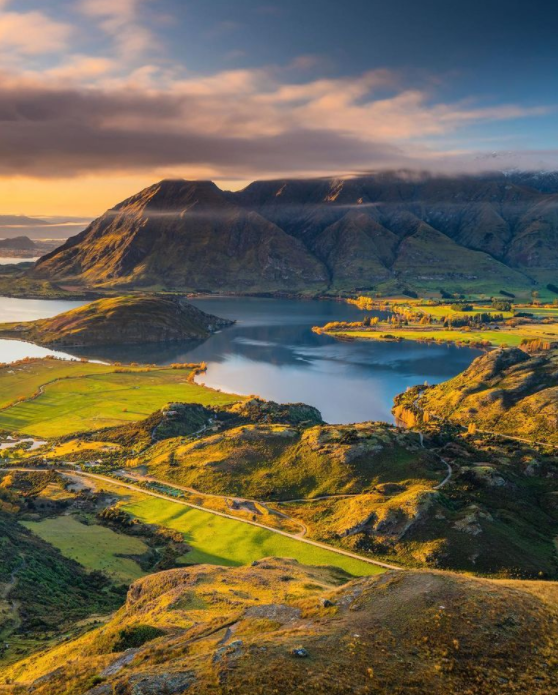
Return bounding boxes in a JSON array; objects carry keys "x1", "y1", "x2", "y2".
[
  {"x1": 118, "y1": 490, "x2": 382, "y2": 576},
  {"x1": 22, "y1": 515, "x2": 148, "y2": 583},
  {"x1": 0, "y1": 294, "x2": 233, "y2": 347},
  {"x1": 138, "y1": 422, "x2": 441, "y2": 500},
  {"x1": 0, "y1": 359, "x2": 240, "y2": 437}
]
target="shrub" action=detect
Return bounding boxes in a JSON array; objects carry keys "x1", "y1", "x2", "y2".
[
  {"x1": 112, "y1": 625, "x2": 165, "y2": 652},
  {"x1": 491, "y1": 300, "x2": 512, "y2": 312}
]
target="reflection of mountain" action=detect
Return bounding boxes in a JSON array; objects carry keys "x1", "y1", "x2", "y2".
[
  {"x1": 4, "y1": 298, "x2": 479, "y2": 424},
  {"x1": 31, "y1": 173, "x2": 558, "y2": 295},
  {"x1": 68, "y1": 337, "x2": 207, "y2": 365}
]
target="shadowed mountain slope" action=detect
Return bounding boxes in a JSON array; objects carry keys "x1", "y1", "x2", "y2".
[{"x1": 30, "y1": 172, "x2": 558, "y2": 294}]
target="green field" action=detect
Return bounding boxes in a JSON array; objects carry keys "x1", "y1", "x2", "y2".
[
  {"x1": 0, "y1": 360, "x2": 112, "y2": 409},
  {"x1": 414, "y1": 304, "x2": 515, "y2": 320},
  {"x1": 331, "y1": 321, "x2": 558, "y2": 348},
  {"x1": 332, "y1": 328, "x2": 526, "y2": 347},
  {"x1": 22, "y1": 515, "x2": 148, "y2": 583},
  {"x1": 122, "y1": 495, "x2": 382, "y2": 577},
  {"x1": 0, "y1": 361, "x2": 240, "y2": 437}
]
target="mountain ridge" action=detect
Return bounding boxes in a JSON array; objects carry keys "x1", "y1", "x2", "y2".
[{"x1": 31, "y1": 172, "x2": 558, "y2": 295}]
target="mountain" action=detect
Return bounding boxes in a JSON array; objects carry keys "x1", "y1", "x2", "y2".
[
  {"x1": 394, "y1": 346, "x2": 558, "y2": 444},
  {"x1": 0, "y1": 215, "x2": 90, "y2": 241},
  {"x1": 30, "y1": 173, "x2": 558, "y2": 295},
  {"x1": 4, "y1": 559, "x2": 557, "y2": 694},
  {"x1": 0, "y1": 236, "x2": 36, "y2": 251},
  {"x1": 0, "y1": 295, "x2": 233, "y2": 347},
  {"x1": 32, "y1": 181, "x2": 327, "y2": 293}
]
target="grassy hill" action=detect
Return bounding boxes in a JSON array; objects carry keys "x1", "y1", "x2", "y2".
[
  {"x1": 0, "y1": 294, "x2": 233, "y2": 347},
  {"x1": 66, "y1": 399, "x2": 558, "y2": 578},
  {"x1": 3, "y1": 559, "x2": 557, "y2": 694},
  {"x1": 394, "y1": 346, "x2": 558, "y2": 444},
  {"x1": 136, "y1": 420, "x2": 439, "y2": 500}
]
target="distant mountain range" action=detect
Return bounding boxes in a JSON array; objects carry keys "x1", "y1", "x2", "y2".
[
  {"x1": 0, "y1": 235, "x2": 36, "y2": 250},
  {"x1": 32, "y1": 172, "x2": 558, "y2": 295},
  {"x1": 0, "y1": 215, "x2": 91, "y2": 241}
]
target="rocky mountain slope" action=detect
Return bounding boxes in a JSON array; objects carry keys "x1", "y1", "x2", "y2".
[
  {"x1": 30, "y1": 172, "x2": 558, "y2": 295},
  {"x1": 0, "y1": 294, "x2": 233, "y2": 347},
  {"x1": 3, "y1": 559, "x2": 557, "y2": 694},
  {"x1": 395, "y1": 346, "x2": 558, "y2": 444}
]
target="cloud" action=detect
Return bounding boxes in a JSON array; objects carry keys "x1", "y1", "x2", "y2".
[
  {"x1": 45, "y1": 56, "x2": 117, "y2": 82},
  {"x1": 0, "y1": 65, "x2": 550, "y2": 180},
  {"x1": 0, "y1": 7, "x2": 71, "y2": 56},
  {"x1": 78, "y1": 0, "x2": 155, "y2": 60}
]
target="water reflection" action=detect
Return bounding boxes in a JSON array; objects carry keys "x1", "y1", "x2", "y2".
[{"x1": 66, "y1": 297, "x2": 479, "y2": 424}]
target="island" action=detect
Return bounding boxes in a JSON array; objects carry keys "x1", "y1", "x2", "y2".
[{"x1": 0, "y1": 294, "x2": 234, "y2": 347}]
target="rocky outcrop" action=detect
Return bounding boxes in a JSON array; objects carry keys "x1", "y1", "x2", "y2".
[{"x1": 397, "y1": 346, "x2": 558, "y2": 444}]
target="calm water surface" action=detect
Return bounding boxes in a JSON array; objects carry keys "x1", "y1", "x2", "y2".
[
  {"x1": 0, "y1": 257, "x2": 39, "y2": 265},
  {"x1": 0, "y1": 296, "x2": 480, "y2": 424}
]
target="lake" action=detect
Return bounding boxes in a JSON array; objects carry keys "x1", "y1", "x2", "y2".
[
  {"x1": 0, "y1": 257, "x2": 39, "y2": 265},
  {"x1": 0, "y1": 296, "x2": 480, "y2": 424}
]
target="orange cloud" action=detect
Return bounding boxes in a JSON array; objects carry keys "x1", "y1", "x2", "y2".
[{"x1": 0, "y1": 7, "x2": 71, "y2": 55}]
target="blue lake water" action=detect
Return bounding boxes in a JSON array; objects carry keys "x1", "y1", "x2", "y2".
[{"x1": 0, "y1": 296, "x2": 480, "y2": 424}]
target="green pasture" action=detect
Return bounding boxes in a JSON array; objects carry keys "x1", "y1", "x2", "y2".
[
  {"x1": 333, "y1": 329, "x2": 525, "y2": 347},
  {"x1": 22, "y1": 515, "x2": 148, "y2": 583},
  {"x1": 0, "y1": 362, "x2": 240, "y2": 437},
  {"x1": 122, "y1": 495, "x2": 382, "y2": 577}
]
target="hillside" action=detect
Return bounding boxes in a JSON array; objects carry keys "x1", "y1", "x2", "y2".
[
  {"x1": 394, "y1": 346, "x2": 558, "y2": 444},
  {"x1": 87, "y1": 398, "x2": 324, "y2": 450},
  {"x1": 134, "y1": 420, "x2": 440, "y2": 500},
  {"x1": 66, "y1": 399, "x2": 558, "y2": 578},
  {"x1": 3, "y1": 559, "x2": 557, "y2": 694},
  {"x1": 0, "y1": 294, "x2": 233, "y2": 347},
  {"x1": 0, "y1": 485, "x2": 122, "y2": 663},
  {"x1": 29, "y1": 172, "x2": 558, "y2": 296}
]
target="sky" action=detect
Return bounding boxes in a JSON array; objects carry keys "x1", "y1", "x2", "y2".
[{"x1": 1, "y1": 0, "x2": 558, "y2": 216}]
